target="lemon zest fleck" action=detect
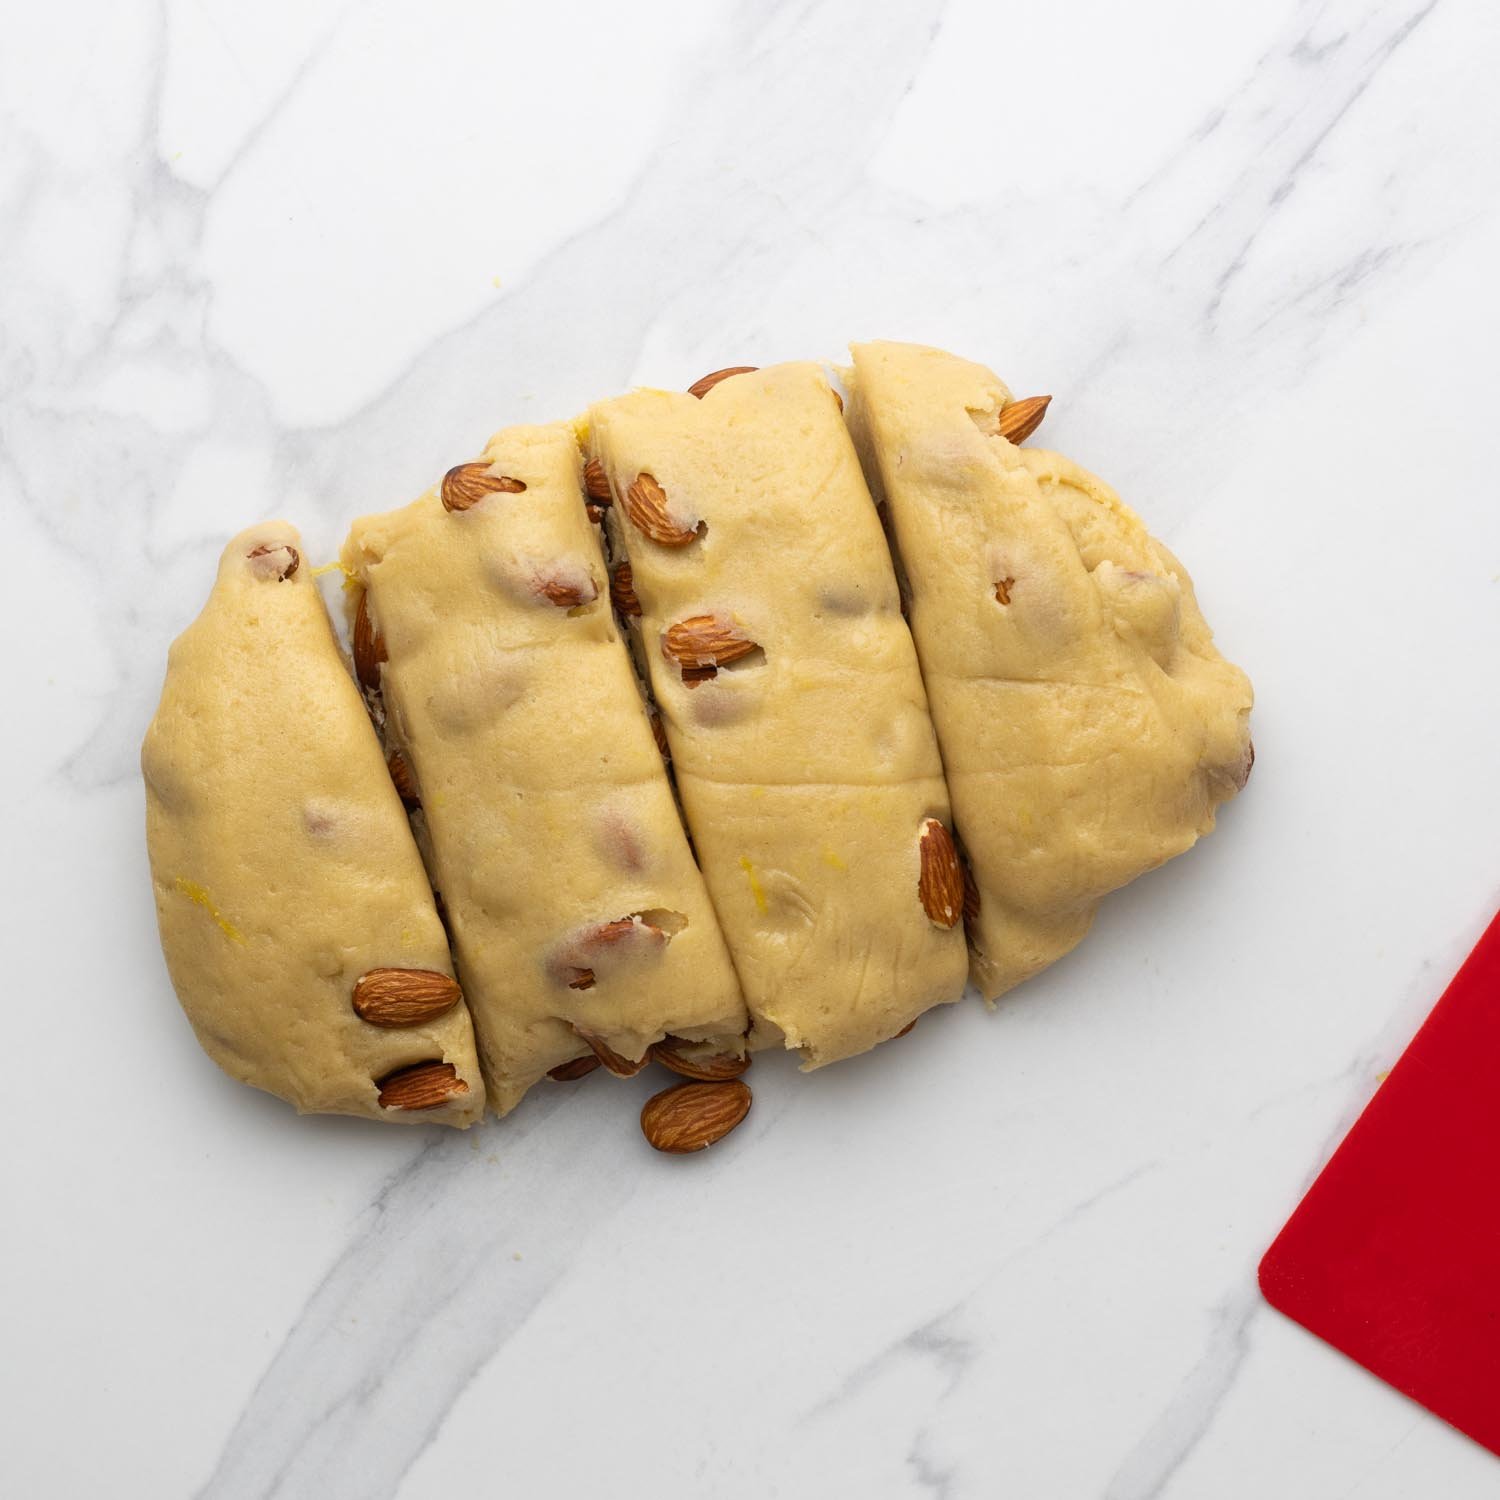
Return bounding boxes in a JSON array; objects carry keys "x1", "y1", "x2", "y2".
[
  {"x1": 174, "y1": 877, "x2": 246, "y2": 945},
  {"x1": 739, "y1": 856, "x2": 768, "y2": 915},
  {"x1": 822, "y1": 848, "x2": 847, "y2": 872}
]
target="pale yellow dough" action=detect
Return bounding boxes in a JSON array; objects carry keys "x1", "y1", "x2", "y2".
[
  {"x1": 142, "y1": 524, "x2": 484, "y2": 1125},
  {"x1": 342, "y1": 424, "x2": 749, "y2": 1113},
  {"x1": 845, "y1": 341, "x2": 1254, "y2": 998},
  {"x1": 587, "y1": 364, "x2": 969, "y2": 1063}
]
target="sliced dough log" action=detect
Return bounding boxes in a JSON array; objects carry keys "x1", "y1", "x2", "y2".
[
  {"x1": 142, "y1": 524, "x2": 484, "y2": 1125},
  {"x1": 844, "y1": 341, "x2": 1254, "y2": 999},
  {"x1": 587, "y1": 364, "x2": 968, "y2": 1063},
  {"x1": 342, "y1": 423, "x2": 748, "y2": 1114}
]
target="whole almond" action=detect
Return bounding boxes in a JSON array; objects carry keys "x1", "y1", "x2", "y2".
[
  {"x1": 641, "y1": 1079, "x2": 752, "y2": 1154},
  {"x1": 353, "y1": 591, "x2": 388, "y2": 692},
  {"x1": 996, "y1": 395, "x2": 1051, "y2": 446},
  {"x1": 441, "y1": 462, "x2": 527, "y2": 513},
  {"x1": 387, "y1": 749, "x2": 420, "y2": 807},
  {"x1": 583, "y1": 457, "x2": 612, "y2": 504},
  {"x1": 611, "y1": 561, "x2": 642, "y2": 617},
  {"x1": 651, "y1": 1036, "x2": 750, "y2": 1081},
  {"x1": 662, "y1": 615, "x2": 759, "y2": 687},
  {"x1": 572, "y1": 1025, "x2": 650, "y2": 1078},
  {"x1": 534, "y1": 570, "x2": 599, "y2": 608},
  {"x1": 376, "y1": 1060, "x2": 470, "y2": 1110},
  {"x1": 624, "y1": 473, "x2": 702, "y2": 546},
  {"x1": 687, "y1": 365, "x2": 757, "y2": 399},
  {"x1": 353, "y1": 967, "x2": 463, "y2": 1027},
  {"x1": 918, "y1": 818, "x2": 964, "y2": 929},
  {"x1": 548, "y1": 1054, "x2": 602, "y2": 1082},
  {"x1": 247, "y1": 542, "x2": 299, "y2": 581}
]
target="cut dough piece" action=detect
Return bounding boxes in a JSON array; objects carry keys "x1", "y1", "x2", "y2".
[
  {"x1": 845, "y1": 340, "x2": 1254, "y2": 999},
  {"x1": 142, "y1": 524, "x2": 483, "y2": 1125},
  {"x1": 342, "y1": 423, "x2": 748, "y2": 1114},
  {"x1": 587, "y1": 363, "x2": 969, "y2": 1064}
]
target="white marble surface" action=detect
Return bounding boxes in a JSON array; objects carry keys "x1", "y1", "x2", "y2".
[{"x1": 5, "y1": 0, "x2": 1500, "y2": 1494}]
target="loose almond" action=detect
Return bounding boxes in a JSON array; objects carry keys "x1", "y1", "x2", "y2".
[
  {"x1": 688, "y1": 365, "x2": 757, "y2": 399},
  {"x1": 376, "y1": 1060, "x2": 469, "y2": 1110},
  {"x1": 641, "y1": 1079, "x2": 752, "y2": 1154},
  {"x1": 918, "y1": 818, "x2": 964, "y2": 929},
  {"x1": 548, "y1": 1054, "x2": 602, "y2": 1082},
  {"x1": 353, "y1": 967, "x2": 463, "y2": 1027},
  {"x1": 583, "y1": 457, "x2": 612, "y2": 504},
  {"x1": 996, "y1": 395, "x2": 1051, "y2": 446},
  {"x1": 662, "y1": 615, "x2": 759, "y2": 687},
  {"x1": 247, "y1": 542, "x2": 299, "y2": 581},
  {"x1": 624, "y1": 473, "x2": 703, "y2": 546},
  {"x1": 441, "y1": 462, "x2": 526, "y2": 513},
  {"x1": 651, "y1": 1036, "x2": 750, "y2": 1081},
  {"x1": 572, "y1": 1025, "x2": 650, "y2": 1078},
  {"x1": 611, "y1": 561, "x2": 642, "y2": 617},
  {"x1": 353, "y1": 591, "x2": 388, "y2": 692},
  {"x1": 534, "y1": 570, "x2": 599, "y2": 608},
  {"x1": 387, "y1": 749, "x2": 420, "y2": 807}
]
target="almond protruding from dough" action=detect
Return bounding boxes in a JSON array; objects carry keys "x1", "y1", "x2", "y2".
[
  {"x1": 688, "y1": 366, "x2": 757, "y2": 399},
  {"x1": 662, "y1": 615, "x2": 759, "y2": 687},
  {"x1": 572, "y1": 1026, "x2": 650, "y2": 1078},
  {"x1": 353, "y1": 591, "x2": 388, "y2": 693},
  {"x1": 441, "y1": 462, "x2": 527, "y2": 513},
  {"x1": 353, "y1": 968, "x2": 463, "y2": 1027},
  {"x1": 918, "y1": 818, "x2": 964, "y2": 929},
  {"x1": 641, "y1": 1079, "x2": 752, "y2": 1154},
  {"x1": 649, "y1": 710, "x2": 670, "y2": 762},
  {"x1": 246, "y1": 542, "x2": 300, "y2": 581},
  {"x1": 624, "y1": 473, "x2": 703, "y2": 547},
  {"x1": 583, "y1": 457, "x2": 612, "y2": 504},
  {"x1": 375, "y1": 1060, "x2": 470, "y2": 1110},
  {"x1": 611, "y1": 561, "x2": 642, "y2": 617},
  {"x1": 996, "y1": 395, "x2": 1051, "y2": 446},
  {"x1": 548, "y1": 1054, "x2": 602, "y2": 1082},
  {"x1": 994, "y1": 576, "x2": 1015, "y2": 606},
  {"x1": 386, "y1": 749, "x2": 420, "y2": 808},
  {"x1": 651, "y1": 1036, "x2": 750, "y2": 1081}
]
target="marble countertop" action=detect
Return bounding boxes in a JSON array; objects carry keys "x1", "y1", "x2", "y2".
[{"x1": 6, "y1": 1, "x2": 1500, "y2": 1495}]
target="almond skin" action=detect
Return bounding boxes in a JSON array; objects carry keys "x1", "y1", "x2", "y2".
[
  {"x1": 353, "y1": 968, "x2": 463, "y2": 1027},
  {"x1": 611, "y1": 561, "x2": 642, "y2": 617},
  {"x1": 534, "y1": 571, "x2": 599, "y2": 608},
  {"x1": 376, "y1": 1060, "x2": 469, "y2": 1110},
  {"x1": 353, "y1": 591, "x2": 388, "y2": 692},
  {"x1": 441, "y1": 462, "x2": 527, "y2": 513},
  {"x1": 387, "y1": 749, "x2": 420, "y2": 807},
  {"x1": 583, "y1": 457, "x2": 612, "y2": 504},
  {"x1": 649, "y1": 710, "x2": 670, "y2": 761},
  {"x1": 548, "y1": 1054, "x2": 602, "y2": 1082},
  {"x1": 996, "y1": 395, "x2": 1051, "y2": 446},
  {"x1": 918, "y1": 818, "x2": 964, "y2": 929},
  {"x1": 994, "y1": 576, "x2": 1015, "y2": 606},
  {"x1": 572, "y1": 1026, "x2": 650, "y2": 1078},
  {"x1": 246, "y1": 542, "x2": 299, "y2": 581},
  {"x1": 641, "y1": 1079, "x2": 752, "y2": 1154},
  {"x1": 662, "y1": 615, "x2": 759, "y2": 687},
  {"x1": 624, "y1": 473, "x2": 702, "y2": 546},
  {"x1": 688, "y1": 365, "x2": 757, "y2": 399},
  {"x1": 651, "y1": 1037, "x2": 750, "y2": 1081}
]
